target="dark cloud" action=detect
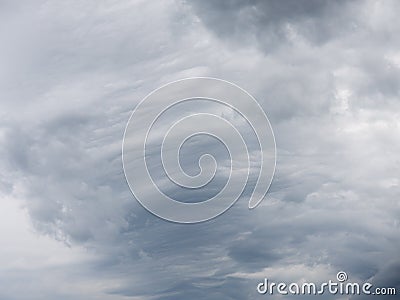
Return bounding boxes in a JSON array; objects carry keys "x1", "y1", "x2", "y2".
[
  {"x1": 350, "y1": 262, "x2": 400, "y2": 299},
  {"x1": 189, "y1": 0, "x2": 359, "y2": 49},
  {"x1": 0, "y1": 0, "x2": 399, "y2": 299}
]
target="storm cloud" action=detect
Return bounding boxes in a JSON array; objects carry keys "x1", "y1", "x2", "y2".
[{"x1": 0, "y1": 0, "x2": 399, "y2": 299}]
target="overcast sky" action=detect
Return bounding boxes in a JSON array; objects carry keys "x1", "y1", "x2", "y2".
[{"x1": 0, "y1": 0, "x2": 399, "y2": 299}]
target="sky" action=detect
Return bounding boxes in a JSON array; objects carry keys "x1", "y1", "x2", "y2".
[{"x1": 0, "y1": 0, "x2": 399, "y2": 299}]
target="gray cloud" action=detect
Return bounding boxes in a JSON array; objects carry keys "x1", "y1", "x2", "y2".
[
  {"x1": 0, "y1": 0, "x2": 399, "y2": 299},
  {"x1": 189, "y1": 0, "x2": 360, "y2": 50}
]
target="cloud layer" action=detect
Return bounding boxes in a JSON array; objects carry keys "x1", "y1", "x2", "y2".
[{"x1": 0, "y1": 0, "x2": 399, "y2": 299}]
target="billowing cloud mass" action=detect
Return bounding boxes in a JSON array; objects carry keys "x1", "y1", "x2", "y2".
[{"x1": 0, "y1": 0, "x2": 399, "y2": 299}]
